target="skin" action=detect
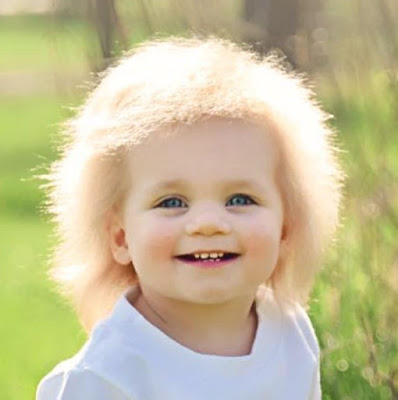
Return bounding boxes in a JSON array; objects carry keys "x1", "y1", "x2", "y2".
[{"x1": 108, "y1": 118, "x2": 286, "y2": 356}]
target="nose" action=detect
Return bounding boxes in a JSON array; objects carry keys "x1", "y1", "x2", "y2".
[{"x1": 185, "y1": 205, "x2": 231, "y2": 236}]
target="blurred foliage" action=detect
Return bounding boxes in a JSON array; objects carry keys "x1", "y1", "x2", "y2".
[
  {"x1": 64, "y1": 0, "x2": 398, "y2": 73},
  {"x1": 0, "y1": 1, "x2": 397, "y2": 399}
]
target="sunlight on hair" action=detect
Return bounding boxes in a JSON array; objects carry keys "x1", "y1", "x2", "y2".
[{"x1": 38, "y1": 36, "x2": 344, "y2": 332}]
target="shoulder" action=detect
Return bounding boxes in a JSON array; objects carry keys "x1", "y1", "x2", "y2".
[
  {"x1": 283, "y1": 300, "x2": 320, "y2": 361},
  {"x1": 288, "y1": 304, "x2": 322, "y2": 399},
  {"x1": 256, "y1": 286, "x2": 320, "y2": 361},
  {"x1": 36, "y1": 312, "x2": 142, "y2": 400},
  {"x1": 256, "y1": 287, "x2": 322, "y2": 396},
  {"x1": 36, "y1": 365, "x2": 130, "y2": 400}
]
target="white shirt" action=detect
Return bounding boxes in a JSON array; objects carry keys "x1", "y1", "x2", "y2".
[{"x1": 36, "y1": 285, "x2": 322, "y2": 400}]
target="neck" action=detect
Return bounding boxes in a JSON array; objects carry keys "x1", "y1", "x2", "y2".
[{"x1": 127, "y1": 285, "x2": 258, "y2": 357}]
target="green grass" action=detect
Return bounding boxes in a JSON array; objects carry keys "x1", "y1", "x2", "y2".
[
  {"x1": 312, "y1": 74, "x2": 398, "y2": 399},
  {"x1": 0, "y1": 91, "x2": 85, "y2": 399},
  {"x1": 0, "y1": 16, "x2": 96, "y2": 398},
  {"x1": 0, "y1": 15, "x2": 91, "y2": 72},
  {"x1": 0, "y1": 94, "x2": 78, "y2": 217},
  {"x1": 1, "y1": 14, "x2": 397, "y2": 400},
  {"x1": 0, "y1": 214, "x2": 85, "y2": 400}
]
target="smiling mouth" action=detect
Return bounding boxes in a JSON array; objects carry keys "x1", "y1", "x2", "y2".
[{"x1": 175, "y1": 252, "x2": 240, "y2": 263}]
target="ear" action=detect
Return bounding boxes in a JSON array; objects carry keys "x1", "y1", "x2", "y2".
[{"x1": 107, "y1": 210, "x2": 132, "y2": 265}]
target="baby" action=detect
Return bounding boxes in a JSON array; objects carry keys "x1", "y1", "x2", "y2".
[{"x1": 36, "y1": 37, "x2": 343, "y2": 400}]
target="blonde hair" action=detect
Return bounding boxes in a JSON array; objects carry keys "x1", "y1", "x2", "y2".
[{"x1": 39, "y1": 36, "x2": 344, "y2": 332}]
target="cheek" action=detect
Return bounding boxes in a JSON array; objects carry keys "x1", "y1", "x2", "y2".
[
  {"x1": 127, "y1": 216, "x2": 180, "y2": 260},
  {"x1": 242, "y1": 213, "x2": 282, "y2": 259}
]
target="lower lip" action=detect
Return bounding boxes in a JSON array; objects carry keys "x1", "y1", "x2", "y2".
[{"x1": 175, "y1": 256, "x2": 239, "y2": 269}]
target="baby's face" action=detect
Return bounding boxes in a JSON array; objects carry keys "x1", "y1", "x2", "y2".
[{"x1": 111, "y1": 118, "x2": 284, "y2": 304}]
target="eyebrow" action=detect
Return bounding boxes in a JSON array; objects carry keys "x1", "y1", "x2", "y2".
[{"x1": 146, "y1": 179, "x2": 266, "y2": 195}]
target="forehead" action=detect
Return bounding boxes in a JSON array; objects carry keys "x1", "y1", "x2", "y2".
[{"x1": 126, "y1": 118, "x2": 279, "y2": 187}]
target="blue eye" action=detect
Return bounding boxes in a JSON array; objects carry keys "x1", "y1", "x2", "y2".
[
  {"x1": 226, "y1": 194, "x2": 256, "y2": 206},
  {"x1": 156, "y1": 194, "x2": 255, "y2": 208},
  {"x1": 156, "y1": 197, "x2": 187, "y2": 208}
]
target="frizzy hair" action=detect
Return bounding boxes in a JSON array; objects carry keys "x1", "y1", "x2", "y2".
[{"x1": 38, "y1": 36, "x2": 344, "y2": 332}]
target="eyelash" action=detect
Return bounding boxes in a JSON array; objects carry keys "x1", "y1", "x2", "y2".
[{"x1": 155, "y1": 194, "x2": 257, "y2": 208}]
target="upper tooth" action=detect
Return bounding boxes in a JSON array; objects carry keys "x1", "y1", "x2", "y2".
[{"x1": 194, "y1": 252, "x2": 224, "y2": 259}]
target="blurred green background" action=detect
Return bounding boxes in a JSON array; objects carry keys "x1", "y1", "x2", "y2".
[{"x1": 0, "y1": 1, "x2": 397, "y2": 399}]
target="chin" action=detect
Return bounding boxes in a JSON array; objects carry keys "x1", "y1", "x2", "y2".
[{"x1": 180, "y1": 287, "x2": 239, "y2": 304}]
